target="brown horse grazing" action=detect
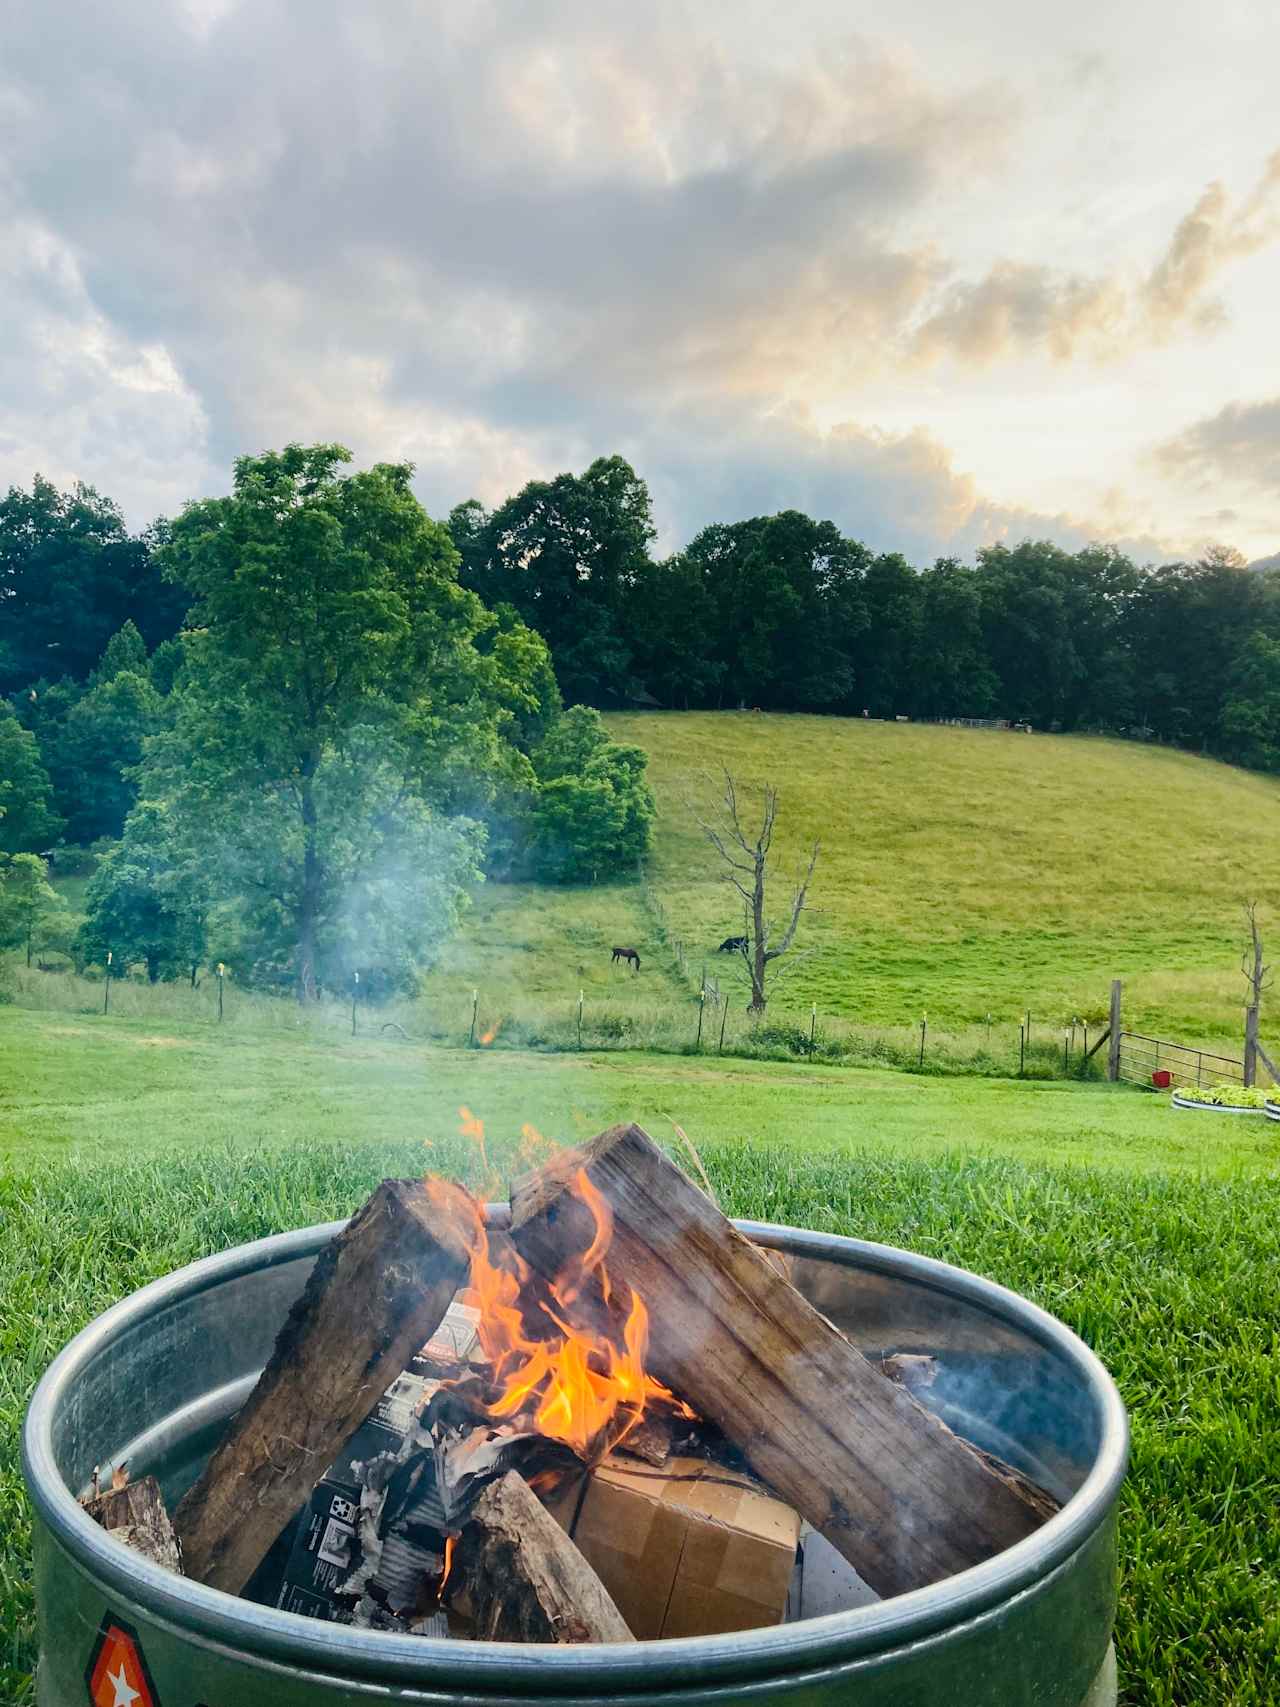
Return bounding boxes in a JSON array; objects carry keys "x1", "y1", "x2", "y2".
[{"x1": 611, "y1": 945, "x2": 641, "y2": 971}]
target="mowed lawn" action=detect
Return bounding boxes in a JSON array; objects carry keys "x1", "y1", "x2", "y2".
[{"x1": 2, "y1": 1009, "x2": 1278, "y2": 1704}]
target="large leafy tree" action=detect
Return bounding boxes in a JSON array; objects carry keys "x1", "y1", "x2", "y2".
[
  {"x1": 77, "y1": 802, "x2": 210, "y2": 982},
  {"x1": 451, "y1": 456, "x2": 655, "y2": 706},
  {"x1": 92, "y1": 619, "x2": 149, "y2": 685},
  {"x1": 679, "y1": 512, "x2": 868, "y2": 710},
  {"x1": 911, "y1": 558, "x2": 997, "y2": 719},
  {"x1": 0, "y1": 853, "x2": 69, "y2": 966},
  {"x1": 15, "y1": 623, "x2": 165, "y2": 846},
  {"x1": 1219, "y1": 631, "x2": 1280, "y2": 772},
  {"x1": 0, "y1": 477, "x2": 186, "y2": 694},
  {"x1": 0, "y1": 708, "x2": 62, "y2": 853},
  {"x1": 153, "y1": 444, "x2": 551, "y2": 998},
  {"x1": 843, "y1": 550, "x2": 917, "y2": 717},
  {"x1": 527, "y1": 706, "x2": 655, "y2": 882},
  {"x1": 48, "y1": 667, "x2": 163, "y2": 843},
  {"x1": 624, "y1": 553, "x2": 724, "y2": 708},
  {"x1": 972, "y1": 543, "x2": 1082, "y2": 727},
  {"x1": 1126, "y1": 551, "x2": 1263, "y2": 747}
]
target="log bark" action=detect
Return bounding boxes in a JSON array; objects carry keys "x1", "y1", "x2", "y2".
[
  {"x1": 451, "y1": 1471, "x2": 632, "y2": 1643},
  {"x1": 175, "y1": 1178, "x2": 471, "y2": 1594},
  {"x1": 84, "y1": 1475, "x2": 182, "y2": 1574},
  {"x1": 510, "y1": 1124, "x2": 1050, "y2": 1599}
]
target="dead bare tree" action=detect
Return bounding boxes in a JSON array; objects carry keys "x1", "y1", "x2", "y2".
[
  {"x1": 692, "y1": 770, "x2": 819, "y2": 1015},
  {"x1": 1241, "y1": 900, "x2": 1273, "y2": 1087}
]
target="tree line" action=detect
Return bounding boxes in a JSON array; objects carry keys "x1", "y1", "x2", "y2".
[
  {"x1": 449, "y1": 456, "x2": 1280, "y2": 765},
  {"x1": 4, "y1": 445, "x2": 1280, "y2": 992}
]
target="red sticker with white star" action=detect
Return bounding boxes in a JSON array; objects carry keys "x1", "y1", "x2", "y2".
[{"x1": 85, "y1": 1616, "x2": 159, "y2": 1707}]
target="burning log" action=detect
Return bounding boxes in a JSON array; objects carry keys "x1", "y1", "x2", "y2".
[
  {"x1": 449, "y1": 1470, "x2": 632, "y2": 1643},
  {"x1": 83, "y1": 1475, "x2": 182, "y2": 1574},
  {"x1": 175, "y1": 1178, "x2": 471, "y2": 1594},
  {"x1": 510, "y1": 1124, "x2": 1051, "y2": 1599}
]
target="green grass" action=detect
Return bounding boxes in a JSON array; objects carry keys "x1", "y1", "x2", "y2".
[
  {"x1": 611, "y1": 712, "x2": 1280, "y2": 1040},
  {"x1": 2, "y1": 1006, "x2": 1279, "y2": 1703},
  {"x1": 3, "y1": 952, "x2": 1120, "y2": 1085},
  {"x1": 1, "y1": 1006, "x2": 1267, "y2": 1174},
  {"x1": 414, "y1": 712, "x2": 1280, "y2": 1053},
  {"x1": 24, "y1": 712, "x2": 1280, "y2": 1077},
  {"x1": 1, "y1": 1132, "x2": 1277, "y2": 1704}
]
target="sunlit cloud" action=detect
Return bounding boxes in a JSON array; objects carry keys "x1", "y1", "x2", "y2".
[
  {"x1": 0, "y1": 0, "x2": 1276, "y2": 560},
  {"x1": 1155, "y1": 397, "x2": 1280, "y2": 497}
]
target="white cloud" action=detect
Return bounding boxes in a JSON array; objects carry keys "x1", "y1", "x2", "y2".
[
  {"x1": 0, "y1": 0, "x2": 1276, "y2": 560},
  {"x1": 0, "y1": 208, "x2": 211, "y2": 515},
  {"x1": 1156, "y1": 397, "x2": 1280, "y2": 497}
]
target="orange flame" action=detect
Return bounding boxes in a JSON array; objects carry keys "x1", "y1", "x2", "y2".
[
  {"x1": 457, "y1": 1106, "x2": 504, "y2": 1200},
  {"x1": 438, "y1": 1532, "x2": 456, "y2": 1600},
  {"x1": 435, "y1": 1132, "x2": 691, "y2": 1459},
  {"x1": 517, "y1": 1123, "x2": 554, "y2": 1168}
]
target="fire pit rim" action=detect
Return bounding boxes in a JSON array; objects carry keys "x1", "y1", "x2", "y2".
[{"x1": 22, "y1": 1215, "x2": 1128, "y2": 1693}]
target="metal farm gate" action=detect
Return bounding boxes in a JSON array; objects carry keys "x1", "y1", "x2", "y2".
[{"x1": 1114, "y1": 1031, "x2": 1245, "y2": 1091}]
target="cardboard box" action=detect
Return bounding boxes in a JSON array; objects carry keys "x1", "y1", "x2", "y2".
[{"x1": 546, "y1": 1455, "x2": 800, "y2": 1640}]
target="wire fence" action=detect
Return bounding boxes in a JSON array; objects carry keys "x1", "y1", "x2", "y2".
[
  {"x1": 14, "y1": 949, "x2": 1261, "y2": 1091},
  {"x1": 924, "y1": 717, "x2": 1031, "y2": 732}
]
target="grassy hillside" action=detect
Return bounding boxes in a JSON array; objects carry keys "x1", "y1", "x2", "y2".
[
  {"x1": 25, "y1": 713, "x2": 1280, "y2": 1056},
  {"x1": 591, "y1": 713, "x2": 1280, "y2": 1047}
]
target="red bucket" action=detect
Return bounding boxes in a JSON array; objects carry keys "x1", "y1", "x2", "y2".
[{"x1": 1152, "y1": 1070, "x2": 1172, "y2": 1090}]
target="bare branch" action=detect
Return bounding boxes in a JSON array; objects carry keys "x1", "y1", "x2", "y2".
[
  {"x1": 689, "y1": 766, "x2": 820, "y2": 1014},
  {"x1": 759, "y1": 786, "x2": 777, "y2": 859},
  {"x1": 763, "y1": 842, "x2": 821, "y2": 962},
  {"x1": 1242, "y1": 899, "x2": 1272, "y2": 1004},
  {"x1": 685, "y1": 786, "x2": 756, "y2": 874},
  {"x1": 719, "y1": 769, "x2": 757, "y2": 858}
]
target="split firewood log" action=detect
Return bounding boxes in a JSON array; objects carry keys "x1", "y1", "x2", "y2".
[
  {"x1": 83, "y1": 1475, "x2": 182, "y2": 1574},
  {"x1": 510, "y1": 1123, "x2": 1054, "y2": 1599},
  {"x1": 449, "y1": 1470, "x2": 632, "y2": 1643},
  {"x1": 175, "y1": 1178, "x2": 471, "y2": 1594}
]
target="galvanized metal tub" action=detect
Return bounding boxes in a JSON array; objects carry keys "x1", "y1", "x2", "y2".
[{"x1": 23, "y1": 1218, "x2": 1127, "y2": 1706}]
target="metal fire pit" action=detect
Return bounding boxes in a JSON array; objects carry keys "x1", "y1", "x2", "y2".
[{"x1": 23, "y1": 1218, "x2": 1126, "y2": 1706}]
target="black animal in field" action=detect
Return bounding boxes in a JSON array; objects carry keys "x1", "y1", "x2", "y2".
[
  {"x1": 717, "y1": 935, "x2": 748, "y2": 954},
  {"x1": 611, "y1": 945, "x2": 641, "y2": 971}
]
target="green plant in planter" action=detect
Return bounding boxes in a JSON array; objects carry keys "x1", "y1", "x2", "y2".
[{"x1": 1172, "y1": 1082, "x2": 1268, "y2": 1108}]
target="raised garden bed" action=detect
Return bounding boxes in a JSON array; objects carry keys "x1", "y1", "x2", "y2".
[{"x1": 1170, "y1": 1087, "x2": 1268, "y2": 1115}]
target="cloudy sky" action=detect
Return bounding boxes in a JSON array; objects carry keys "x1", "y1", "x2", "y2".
[{"x1": 2, "y1": 0, "x2": 1278, "y2": 563}]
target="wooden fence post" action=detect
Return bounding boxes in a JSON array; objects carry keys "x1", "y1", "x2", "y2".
[
  {"x1": 1107, "y1": 980, "x2": 1122, "y2": 1081},
  {"x1": 1244, "y1": 1004, "x2": 1259, "y2": 1088}
]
